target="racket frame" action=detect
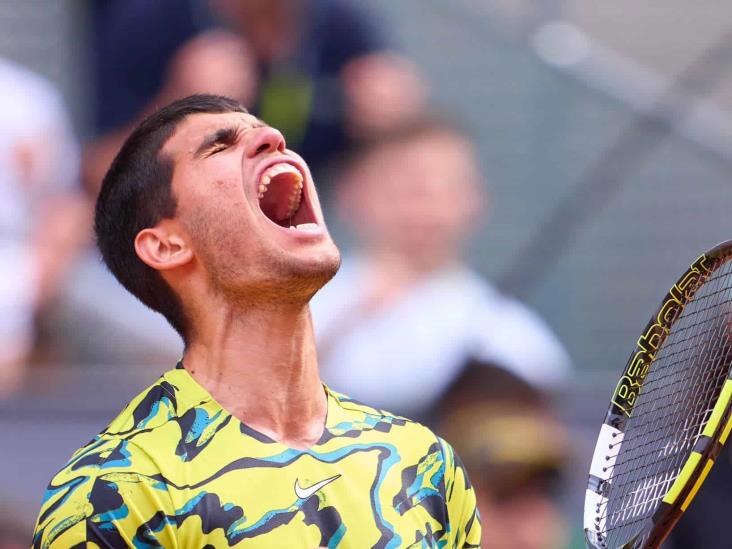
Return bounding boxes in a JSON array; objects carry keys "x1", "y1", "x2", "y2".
[{"x1": 584, "y1": 240, "x2": 732, "y2": 549}]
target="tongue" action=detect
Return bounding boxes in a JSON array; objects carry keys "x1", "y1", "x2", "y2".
[{"x1": 260, "y1": 175, "x2": 299, "y2": 223}]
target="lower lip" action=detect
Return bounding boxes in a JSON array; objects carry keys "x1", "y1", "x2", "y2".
[{"x1": 271, "y1": 222, "x2": 326, "y2": 239}]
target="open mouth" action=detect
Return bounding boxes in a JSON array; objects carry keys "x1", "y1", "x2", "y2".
[{"x1": 257, "y1": 162, "x2": 318, "y2": 231}]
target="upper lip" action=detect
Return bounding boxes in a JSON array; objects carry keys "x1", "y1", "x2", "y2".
[{"x1": 253, "y1": 155, "x2": 307, "y2": 197}]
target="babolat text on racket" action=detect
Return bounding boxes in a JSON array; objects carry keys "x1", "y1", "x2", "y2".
[{"x1": 584, "y1": 240, "x2": 732, "y2": 549}]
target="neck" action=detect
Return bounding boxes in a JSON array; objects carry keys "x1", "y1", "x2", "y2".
[{"x1": 182, "y1": 300, "x2": 326, "y2": 449}]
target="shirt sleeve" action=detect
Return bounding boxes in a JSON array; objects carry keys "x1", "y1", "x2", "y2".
[
  {"x1": 32, "y1": 437, "x2": 178, "y2": 549},
  {"x1": 439, "y1": 437, "x2": 482, "y2": 548}
]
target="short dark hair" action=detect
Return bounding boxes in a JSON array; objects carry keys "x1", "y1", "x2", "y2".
[{"x1": 94, "y1": 94, "x2": 247, "y2": 342}]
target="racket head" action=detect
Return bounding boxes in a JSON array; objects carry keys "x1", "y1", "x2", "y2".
[{"x1": 584, "y1": 240, "x2": 732, "y2": 549}]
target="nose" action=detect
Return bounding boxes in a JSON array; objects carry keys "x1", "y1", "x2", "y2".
[{"x1": 246, "y1": 126, "x2": 286, "y2": 158}]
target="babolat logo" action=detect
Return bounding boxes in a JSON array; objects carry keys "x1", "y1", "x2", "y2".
[{"x1": 612, "y1": 254, "x2": 715, "y2": 416}]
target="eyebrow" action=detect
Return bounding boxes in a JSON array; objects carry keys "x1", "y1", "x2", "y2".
[
  {"x1": 193, "y1": 121, "x2": 269, "y2": 158},
  {"x1": 193, "y1": 126, "x2": 239, "y2": 158}
]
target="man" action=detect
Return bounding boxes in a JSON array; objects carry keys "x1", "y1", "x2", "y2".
[
  {"x1": 312, "y1": 120, "x2": 570, "y2": 421},
  {"x1": 84, "y1": 0, "x2": 425, "y2": 194},
  {"x1": 32, "y1": 95, "x2": 480, "y2": 548},
  {"x1": 438, "y1": 360, "x2": 570, "y2": 549},
  {"x1": 0, "y1": 500, "x2": 28, "y2": 549},
  {"x1": 0, "y1": 57, "x2": 88, "y2": 394}
]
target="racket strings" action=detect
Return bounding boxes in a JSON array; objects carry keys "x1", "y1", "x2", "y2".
[
  {"x1": 598, "y1": 344, "x2": 722, "y2": 542},
  {"x1": 601, "y1": 347, "x2": 727, "y2": 542},
  {"x1": 602, "y1": 306, "x2": 732, "y2": 544},
  {"x1": 600, "y1": 344, "x2": 731, "y2": 547},
  {"x1": 601, "y1": 347, "x2": 724, "y2": 536},
  {"x1": 597, "y1": 258, "x2": 732, "y2": 548},
  {"x1": 604, "y1": 308, "x2": 731, "y2": 460},
  {"x1": 604, "y1": 275, "x2": 728, "y2": 463},
  {"x1": 601, "y1": 278, "x2": 731, "y2": 537}
]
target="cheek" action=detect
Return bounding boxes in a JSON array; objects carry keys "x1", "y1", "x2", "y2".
[
  {"x1": 182, "y1": 198, "x2": 254, "y2": 266},
  {"x1": 181, "y1": 170, "x2": 252, "y2": 227},
  {"x1": 181, "y1": 159, "x2": 247, "y2": 201}
]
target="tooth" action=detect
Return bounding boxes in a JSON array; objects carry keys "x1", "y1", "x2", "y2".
[
  {"x1": 261, "y1": 175, "x2": 271, "y2": 186},
  {"x1": 259, "y1": 184, "x2": 267, "y2": 194},
  {"x1": 284, "y1": 190, "x2": 302, "y2": 218},
  {"x1": 295, "y1": 223, "x2": 318, "y2": 231}
]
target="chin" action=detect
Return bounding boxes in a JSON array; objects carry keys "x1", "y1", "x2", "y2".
[
  {"x1": 249, "y1": 241, "x2": 341, "y2": 303},
  {"x1": 290, "y1": 244, "x2": 342, "y2": 290}
]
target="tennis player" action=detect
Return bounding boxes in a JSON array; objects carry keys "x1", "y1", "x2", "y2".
[{"x1": 32, "y1": 95, "x2": 480, "y2": 548}]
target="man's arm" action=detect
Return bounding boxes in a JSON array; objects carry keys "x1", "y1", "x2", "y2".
[
  {"x1": 440, "y1": 438, "x2": 482, "y2": 548},
  {"x1": 33, "y1": 438, "x2": 177, "y2": 548}
]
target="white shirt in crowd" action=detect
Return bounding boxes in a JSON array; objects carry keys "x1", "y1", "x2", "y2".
[
  {"x1": 0, "y1": 58, "x2": 79, "y2": 360},
  {"x1": 311, "y1": 255, "x2": 571, "y2": 417}
]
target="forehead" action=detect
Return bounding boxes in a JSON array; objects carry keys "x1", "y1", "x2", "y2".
[{"x1": 162, "y1": 111, "x2": 264, "y2": 158}]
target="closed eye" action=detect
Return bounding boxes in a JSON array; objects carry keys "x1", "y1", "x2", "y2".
[
  {"x1": 196, "y1": 126, "x2": 242, "y2": 158},
  {"x1": 208, "y1": 143, "x2": 230, "y2": 155}
]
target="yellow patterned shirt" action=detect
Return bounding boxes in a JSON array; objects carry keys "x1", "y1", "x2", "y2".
[{"x1": 33, "y1": 365, "x2": 481, "y2": 548}]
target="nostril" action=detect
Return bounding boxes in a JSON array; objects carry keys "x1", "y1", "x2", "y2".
[{"x1": 248, "y1": 127, "x2": 287, "y2": 157}]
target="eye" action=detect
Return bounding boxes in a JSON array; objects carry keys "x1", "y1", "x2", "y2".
[{"x1": 207, "y1": 143, "x2": 229, "y2": 157}]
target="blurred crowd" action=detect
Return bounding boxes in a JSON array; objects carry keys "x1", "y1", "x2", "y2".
[{"x1": 2, "y1": 1, "x2": 576, "y2": 547}]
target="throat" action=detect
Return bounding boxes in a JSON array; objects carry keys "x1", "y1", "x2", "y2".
[
  {"x1": 180, "y1": 304, "x2": 326, "y2": 447},
  {"x1": 208, "y1": 373, "x2": 328, "y2": 449},
  {"x1": 241, "y1": 395, "x2": 329, "y2": 450}
]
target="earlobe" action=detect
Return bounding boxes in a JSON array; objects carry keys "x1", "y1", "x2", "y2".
[{"x1": 135, "y1": 226, "x2": 193, "y2": 271}]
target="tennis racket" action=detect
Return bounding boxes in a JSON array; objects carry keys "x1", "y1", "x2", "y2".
[{"x1": 584, "y1": 240, "x2": 732, "y2": 549}]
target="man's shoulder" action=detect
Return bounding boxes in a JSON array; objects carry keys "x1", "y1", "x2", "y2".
[
  {"x1": 44, "y1": 370, "x2": 182, "y2": 490},
  {"x1": 33, "y1": 372, "x2": 192, "y2": 547},
  {"x1": 49, "y1": 369, "x2": 195, "y2": 483},
  {"x1": 48, "y1": 433, "x2": 158, "y2": 485},
  {"x1": 104, "y1": 369, "x2": 190, "y2": 435},
  {"x1": 34, "y1": 432, "x2": 173, "y2": 548}
]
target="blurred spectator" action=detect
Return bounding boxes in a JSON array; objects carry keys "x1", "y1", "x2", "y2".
[
  {"x1": 211, "y1": 0, "x2": 426, "y2": 165},
  {"x1": 0, "y1": 501, "x2": 29, "y2": 549},
  {"x1": 69, "y1": 4, "x2": 257, "y2": 366},
  {"x1": 84, "y1": 0, "x2": 256, "y2": 193},
  {"x1": 0, "y1": 58, "x2": 89, "y2": 395},
  {"x1": 83, "y1": 0, "x2": 426, "y2": 194},
  {"x1": 89, "y1": 0, "x2": 212, "y2": 135},
  {"x1": 438, "y1": 359, "x2": 571, "y2": 549},
  {"x1": 311, "y1": 118, "x2": 571, "y2": 420},
  {"x1": 72, "y1": 0, "x2": 425, "y2": 366}
]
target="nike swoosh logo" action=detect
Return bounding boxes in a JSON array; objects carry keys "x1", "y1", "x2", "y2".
[{"x1": 294, "y1": 474, "x2": 341, "y2": 499}]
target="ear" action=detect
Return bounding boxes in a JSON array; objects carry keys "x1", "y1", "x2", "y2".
[{"x1": 134, "y1": 220, "x2": 193, "y2": 272}]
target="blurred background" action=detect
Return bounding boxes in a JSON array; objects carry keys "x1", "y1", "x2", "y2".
[{"x1": 2, "y1": 1, "x2": 732, "y2": 547}]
